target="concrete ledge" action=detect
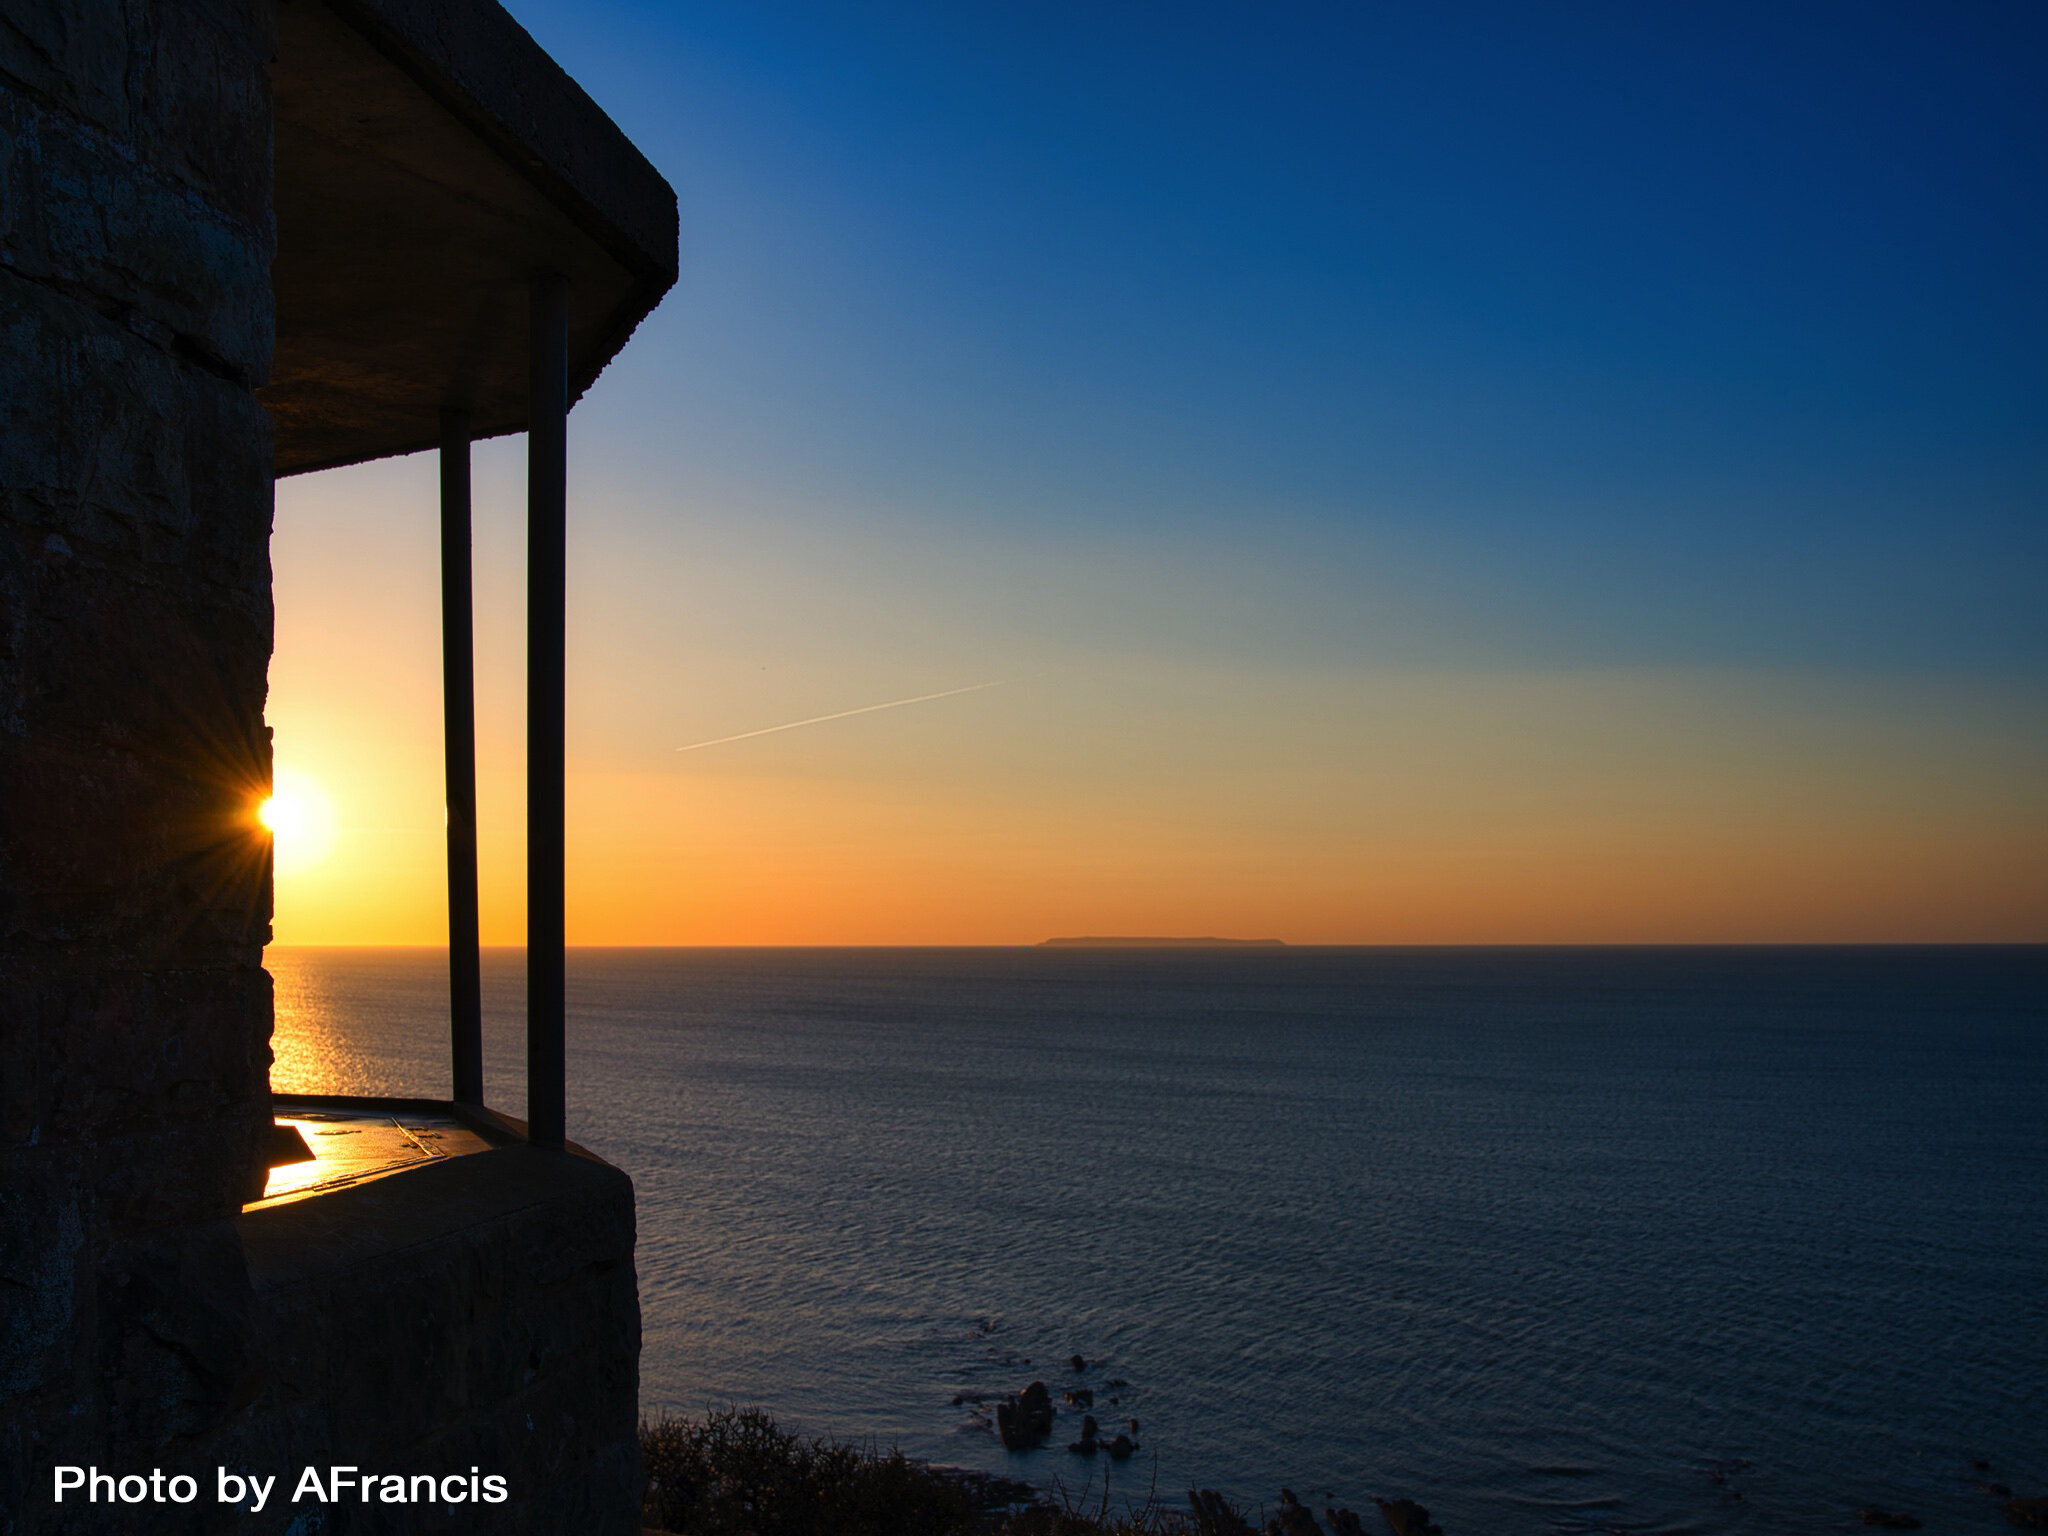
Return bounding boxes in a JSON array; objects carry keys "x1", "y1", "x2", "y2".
[
  {"x1": 224, "y1": 1113, "x2": 643, "y2": 1534},
  {"x1": 239, "y1": 1135, "x2": 627, "y2": 1287}
]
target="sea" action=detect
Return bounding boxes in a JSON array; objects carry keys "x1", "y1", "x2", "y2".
[{"x1": 266, "y1": 945, "x2": 2047, "y2": 1534}]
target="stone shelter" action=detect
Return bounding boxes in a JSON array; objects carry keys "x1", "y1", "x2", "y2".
[{"x1": 2, "y1": 1, "x2": 676, "y2": 1530}]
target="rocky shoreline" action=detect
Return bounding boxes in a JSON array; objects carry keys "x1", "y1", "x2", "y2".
[
  {"x1": 646, "y1": 1333, "x2": 2043, "y2": 1536},
  {"x1": 936, "y1": 1337, "x2": 2047, "y2": 1536}
]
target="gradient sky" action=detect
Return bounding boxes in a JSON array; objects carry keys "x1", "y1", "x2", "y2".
[{"x1": 267, "y1": 0, "x2": 2047, "y2": 944}]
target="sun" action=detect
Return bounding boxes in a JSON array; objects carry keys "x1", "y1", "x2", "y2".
[{"x1": 258, "y1": 766, "x2": 338, "y2": 873}]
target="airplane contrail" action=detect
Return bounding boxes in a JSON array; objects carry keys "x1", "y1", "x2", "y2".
[{"x1": 676, "y1": 680, "x2": 1007, "y2": 753}]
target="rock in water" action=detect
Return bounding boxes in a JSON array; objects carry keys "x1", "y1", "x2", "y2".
[
  {"x1": 1069, "y1": 1353, "x2": 1088, "y2": 1372},
  {"x1": 996, "y1": 1381, "x2": 1055, "y2": 1450},
  {"x1": 2006, "y1": 1498, "x2": 2048, "y2": 1530},
  {"x1": 1374, "y1": 1497, "x2": 1443, "y2": 1536}
]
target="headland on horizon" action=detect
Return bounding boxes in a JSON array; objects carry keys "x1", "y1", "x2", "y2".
[{"x1": 1038, "y1": 936, "x2": 1287, "y2": 948}]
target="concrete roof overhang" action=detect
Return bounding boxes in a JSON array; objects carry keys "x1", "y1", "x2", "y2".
[{"x1": 265, "y1": 0, "x2": 678, "y2": 477}]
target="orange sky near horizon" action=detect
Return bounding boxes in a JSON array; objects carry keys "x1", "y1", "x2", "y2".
[
  {"x1": 249, "y1": 3, "x2": 2048, "y2": 951},
  {"x1": 264, "y1": 451, "x2": 2048, "y2": 947}
]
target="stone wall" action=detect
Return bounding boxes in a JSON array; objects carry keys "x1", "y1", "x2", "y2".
[
  {"x1": 2, "y1": 10, "x2": 646, "y2": 1533},
  {"x1": 0, "y1": 0, "x2": 278, "y2": 1521}
]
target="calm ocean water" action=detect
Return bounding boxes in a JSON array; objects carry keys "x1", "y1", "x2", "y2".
[{"x1": 268, "y1": 946, "x2": 2047, "y2": 1533}]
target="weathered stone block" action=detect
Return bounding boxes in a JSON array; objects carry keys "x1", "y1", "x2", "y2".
[
  {"x1": 0, "y1": 99, "x2": 273, "y2": 391},
  {"x1": 0, "y1": 0, "x2": 272, "y2": 237},
  {"x1": 0, "y1": 2, "x2": 136, "y2": 145},
  {"x1": 2, "y1": 4, "x2": 275, "y2": 1522},
  {"x1": 0, "y1": 271, "x2": 273, "y2": 967}
]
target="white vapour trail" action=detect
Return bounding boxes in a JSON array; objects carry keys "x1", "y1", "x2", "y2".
[{"x1": 676, "y1": 681, "x2": 1007, "y2": 753}]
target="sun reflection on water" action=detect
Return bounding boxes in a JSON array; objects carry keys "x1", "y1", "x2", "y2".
[
  {"x1": 265, "y1": 948, "x2": 490, "y2": 1100},
  {"x1": 268, "y1": 950, "x2": 381, "y2": 1095}
]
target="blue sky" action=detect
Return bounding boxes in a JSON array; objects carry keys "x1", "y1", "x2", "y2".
[
  {"x1": 518, "y1": 0, "x2": 2046, "y2": 673},
  {"x1": 271, "y1": 1, "x2": 2046, "y2": 941}
]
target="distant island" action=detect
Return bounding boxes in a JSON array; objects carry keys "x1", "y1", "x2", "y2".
[{"x1": 1038, "y1": 936, "x2": 1287, "y2": 948}]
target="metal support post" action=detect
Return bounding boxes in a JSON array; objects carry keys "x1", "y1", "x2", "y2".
[
  {"x1": 440, "y1": 407, "x2": 485, "y2": 1106},
  {"x1": 527, "y1": 274, "x2": 569, "y2": 1148}
]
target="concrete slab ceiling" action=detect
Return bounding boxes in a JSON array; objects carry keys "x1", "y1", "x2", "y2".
[{"x1": 266, "y1": 0, "x2": 678, "y2": 476}]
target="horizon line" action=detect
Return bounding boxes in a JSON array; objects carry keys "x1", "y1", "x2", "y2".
[{"x1": 260, "y1": 940, "x2": 2048, "y2": 950}]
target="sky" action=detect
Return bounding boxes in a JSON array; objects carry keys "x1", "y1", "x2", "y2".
[{"x1": 267, "y1": 0, "x2": 2048, "y2": 945}]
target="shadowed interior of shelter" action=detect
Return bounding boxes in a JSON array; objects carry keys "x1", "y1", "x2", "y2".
[{"x1": 266, "y1": 0, "x2": 677, "y2": 472}]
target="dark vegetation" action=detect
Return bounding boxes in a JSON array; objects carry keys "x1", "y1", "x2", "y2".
[
  {"x1": 643, "y1": 1409, "x2": 2047, "y2": 1535},
  {"x1": 639, "y1": 1408, "x2": 1419, "y2": 1536}
]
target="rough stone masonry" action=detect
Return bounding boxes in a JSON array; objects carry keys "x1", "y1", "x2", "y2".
[
  {"x1": 1, "y1": 0, "x2": 279, "y2": 1519},
  {"x1": 2, "y1": 4, "x2": 650, "y2": 1531}
]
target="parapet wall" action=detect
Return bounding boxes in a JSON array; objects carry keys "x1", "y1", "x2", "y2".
[
  {"x1": 19, "y1": 1130, "x2": 642, "y2": 1535},
  {"x1": 226, "y1": 1140, "x2": 643, "y2": 1536}
]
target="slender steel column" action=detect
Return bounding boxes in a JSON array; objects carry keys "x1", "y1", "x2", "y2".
[
  {"x1": 440, "y1": 408, "x2": 485, "y2": 1107},
  {"x1": 527, "y1": 275, "x2": 569, "y2": 1148}
]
